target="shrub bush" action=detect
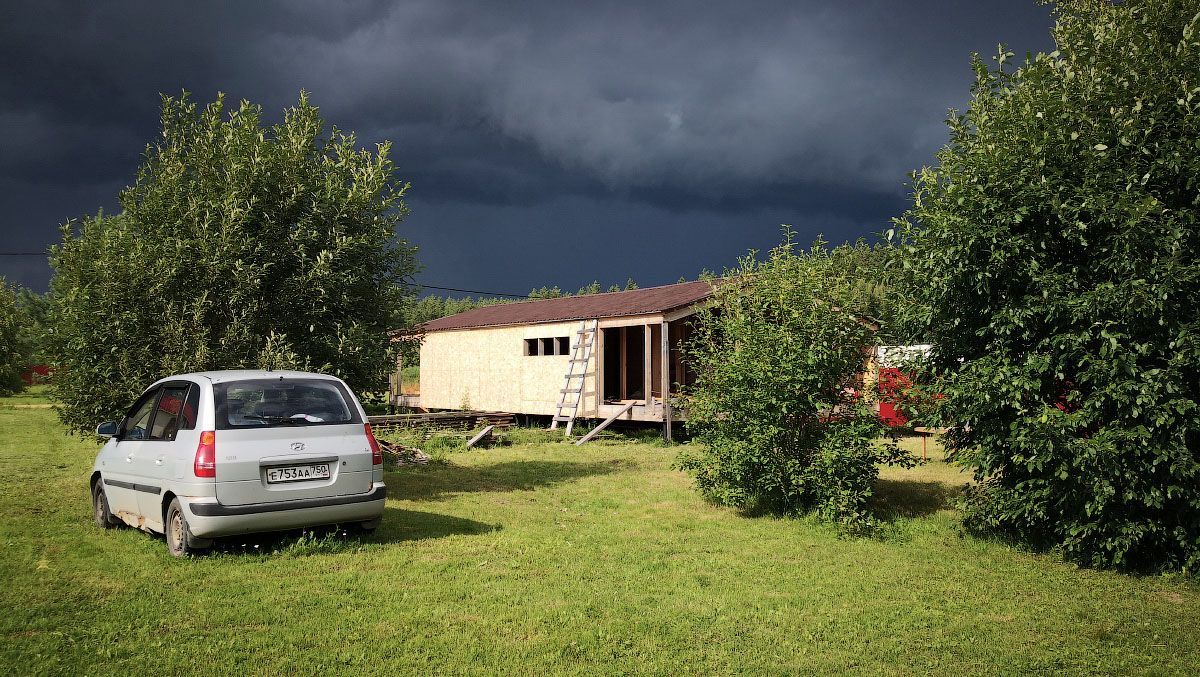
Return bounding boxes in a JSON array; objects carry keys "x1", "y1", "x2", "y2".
[{"x1": 679, "y1": 232, "x2": 913, "y2": 531}]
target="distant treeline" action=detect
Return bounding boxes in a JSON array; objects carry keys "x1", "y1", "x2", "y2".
[
  {"x1": 404, "y1": 278, "x2": 642, "y2": 328},
  {"x1": 398, "y1": 278, "x2": 643, "y2": 366}
]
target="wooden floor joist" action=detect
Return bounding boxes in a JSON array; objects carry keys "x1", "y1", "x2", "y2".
[
  {"x1": 368, "y1": 411, "x2": 515, "y2": 433},
  {"x1": 575, "y1": 401, "x2": 635, "y2": 445}
]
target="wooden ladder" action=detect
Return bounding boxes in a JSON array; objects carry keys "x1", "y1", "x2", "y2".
[{"x1": 551, "y1": 319, "x2": 598, "y2": 437}]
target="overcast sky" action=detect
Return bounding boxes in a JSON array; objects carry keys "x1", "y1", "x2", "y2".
[{"x1": 0, "y1": 0, "x2": 1054, "y2": 296}]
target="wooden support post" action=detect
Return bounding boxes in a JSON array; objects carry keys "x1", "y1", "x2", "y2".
[
  {"x1": 661, "y1": 319, "x2": 672, "y2": 442},
  {"x1": 643, "y1": 324, "x2": 652, "y2": 405},
  {"x1": 595, "y1": 326, "x2": 604, "y2": 406},
  {"x1": 390, "y1": 351, "x2": 403, "y2": 413},
  {"x1": 619, "y1": 326, "x2": 628, "y2": 399}
]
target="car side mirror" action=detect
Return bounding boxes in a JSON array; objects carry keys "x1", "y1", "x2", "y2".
[{"x1": 96, "y1": 421, "x2": 119, "y2": 438}]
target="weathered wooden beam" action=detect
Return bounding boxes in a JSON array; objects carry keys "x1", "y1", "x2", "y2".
[
  {"x1": 389, "y1": 350, "x2": 403, "y2": 410},
  {"x1": 575, "y1": 402, "x2": 635, "y2": 445},
  {"x1": 619, "y1": 326, "x2": 628, "y2": 399},
  {"x1": 466, "y1": 425, "x2": 495, "y2": 449},
  {"x1": 643, "y1": 323, "x2": 652, "y2": 405},
  {"x1": 662, "y1": 319, "x2": 672, "y2": 442}
]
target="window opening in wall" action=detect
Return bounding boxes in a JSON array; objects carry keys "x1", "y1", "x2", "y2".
[{"x1": 525, "y1": 336, "x2": 571, "y2": 356}]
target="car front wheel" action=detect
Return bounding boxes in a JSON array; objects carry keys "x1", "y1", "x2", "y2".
[
  {"x1": 92, "y1": 481, "x2": 119, "y2": 529},
  {"x1": 165, "y1": 498, "x2": 208, "y2": 557}
]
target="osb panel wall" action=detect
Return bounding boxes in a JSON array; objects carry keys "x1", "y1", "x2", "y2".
[{"x1": 420, "y1": 321, "x2": 597, "y2": 416}]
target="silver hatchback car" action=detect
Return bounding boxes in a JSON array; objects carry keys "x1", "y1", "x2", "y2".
[{"x1": 90, "y1": 370, "x2": 386, "y2": 556}]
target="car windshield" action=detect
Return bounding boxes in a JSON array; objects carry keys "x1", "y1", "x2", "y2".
[{"x1": 214, "y1": 378, "x2": 360, "y2": 430}]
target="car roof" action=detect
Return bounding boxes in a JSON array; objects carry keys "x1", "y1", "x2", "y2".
[{"x1": 158, "y1": 370, "x2": 343, "y2": 385}]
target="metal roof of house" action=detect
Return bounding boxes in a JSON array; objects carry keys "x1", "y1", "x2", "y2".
[{"x1": 420, "y1": 280, "x2": 716, "y2": 332}]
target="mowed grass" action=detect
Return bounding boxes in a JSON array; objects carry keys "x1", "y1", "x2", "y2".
[
  {"x1": 1, "y1": 402, "x2": 1198, "y2": 675},
  {"x1": 0, "y1": 384, "x2": 55, "y2": 407}
]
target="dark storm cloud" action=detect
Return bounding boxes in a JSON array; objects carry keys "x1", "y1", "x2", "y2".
[{"x1": 0, "y1": 0, "x2": 1054, "y2": 291}]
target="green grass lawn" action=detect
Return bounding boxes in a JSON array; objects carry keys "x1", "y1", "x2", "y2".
[
  {"x1": 1, "y1": 399, "x2": 1197, "y2": 674},
  {"x1": 0, "y1": 384, "x2": 55, "y2": 408}
]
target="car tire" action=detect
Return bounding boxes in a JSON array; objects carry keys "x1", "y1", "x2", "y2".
[
  {"x1": 165, "y1": 498, "x2": 208, "y2": 557},
  {"x1": 92, "y1": 481, "x2": 119, "y2": 529}
]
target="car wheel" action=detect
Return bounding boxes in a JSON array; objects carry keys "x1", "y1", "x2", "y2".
[
  {"x1": 92, "y1": 481, "x2": 118, "y2": 529},
  {"x1": 165, "y1": 498, "x2": 207, "y2": 557}
]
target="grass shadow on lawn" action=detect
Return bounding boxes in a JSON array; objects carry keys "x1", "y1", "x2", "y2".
[
  {"x1": 207, "y1": 508, "x2": 497, "y2": 556},
  {"x1": 374, "y1": 507, "x2": 499, "y2": 543},
  {"x1": 385, "y1": 459, "x2": 628, "y2": 503},
  {"x1": 871, "y1": 478, "x2": 963, "y2": 520}
]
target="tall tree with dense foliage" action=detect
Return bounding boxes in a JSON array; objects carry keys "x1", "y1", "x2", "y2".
[
  {"x1": 49, "y1": 92, "x2": 417, "y2": 434},
  {"x1": 0, "y1": 278, "x2": 30, "y2": 395},
  {"x1": 893, "y1": 0, "x2": 1200, "y2": 570},
  {"x1": 680, "y1": 232, "x2": 911, "y2": 531}
]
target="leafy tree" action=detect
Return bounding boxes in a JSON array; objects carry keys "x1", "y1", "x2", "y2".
[
  {"x1": 48, "y1": 92, "x2": 417, "y2": 434},
  {"x1": 0, "y1": 278, "x2": 30, "y2": 395},
  {"x1": 893, "y1": 0, "x2": 1200, "y2": 570},
  {"x1": 15, "y1": 289, "x2": 51, "y2": 366},
  {"x1": 679, "y1": 231, "x2": 912, "y2": 531}
]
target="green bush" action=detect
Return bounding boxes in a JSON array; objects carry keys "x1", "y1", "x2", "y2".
[
  {"x1": 679, "y1": 232, "x2": 912, "y2": 531},
  {"x1": 0, "y1": 278, "x2": 29, "y2": 395},
  {"x1": 48, "y1": 92, "x2": 417, "y2": 434},
  {"x1": 894, "y1": 0, "x2": 1200, "y2": 571}
]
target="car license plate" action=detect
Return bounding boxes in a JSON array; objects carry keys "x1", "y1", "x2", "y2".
[{"x1": 266, "y1": 463, "x2": 330, "y2": 483}]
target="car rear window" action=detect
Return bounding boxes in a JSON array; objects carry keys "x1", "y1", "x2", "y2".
[{"x1": 213, "y1": 378, "x2": 361, "y2": 430}]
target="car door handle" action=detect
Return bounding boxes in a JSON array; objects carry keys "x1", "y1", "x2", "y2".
[
  {"x1": 155, "y1": 457, "x2": 165, "y2": 465},
  {"x1": 125, "y1": 455, "x2": 134, "y2": 463}
]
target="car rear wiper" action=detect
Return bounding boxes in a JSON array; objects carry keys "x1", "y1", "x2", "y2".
[{"x1": 242, "y1": 414, "x2": 313, "y2": 425}]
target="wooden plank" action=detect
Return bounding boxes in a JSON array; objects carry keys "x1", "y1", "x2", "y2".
[
  {"x1": 643, "y1": 324, "x2": 652, "y2": 405},
  {"x1": 466, "y1": 425, "x2": 495, "y2": 449},
  {"x1": 368, "y1": 410, "x2": 515, "y2": 431},
  {"x1": 664, "y1": 304, "x2": 705, "y2": 323},
  {"x1": 662, "y1": 319, "x2": 672, "y2": 442},
  {"x1": 619, "y1": 326, "x2": 628, "y2": 399},
  {"x1": 388, "y1": 351, "x2": 400, "y2": 411},
  {"x1": 575, "y1": 402, "x2": 635, "y2": 445}
]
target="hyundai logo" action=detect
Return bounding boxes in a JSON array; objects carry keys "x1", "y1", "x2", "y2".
[{"x1": 290, "y1": 442, "x2": 305, "y2": 451}]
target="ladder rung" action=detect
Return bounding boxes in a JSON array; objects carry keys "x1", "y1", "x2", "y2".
[
  {"x1": 552, "y1": 415, "x2": 573, "y2": 422},
  {"x1": 565, "y1": 372, "x2": 585, "y2": 378},
  {"x1": 569, "y1": 358, "x2": 589, "y2": 363},
  {"x1": 561, "y1": 388, "x2": 581, "y2": 394}
]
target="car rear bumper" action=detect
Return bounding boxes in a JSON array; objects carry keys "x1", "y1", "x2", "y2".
[{"x1": 180, "y1": 483, "x2": 387, "y2": 538}]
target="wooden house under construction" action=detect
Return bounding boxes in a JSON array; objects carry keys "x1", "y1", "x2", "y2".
[{"x1": 397, "y1": 280, "x2": 716, "y2": 438}]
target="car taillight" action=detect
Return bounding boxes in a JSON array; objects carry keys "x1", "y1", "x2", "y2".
[
  {"x1": 194, "y1": 430, "x2": 216, "y2": 478},
  {"x1": 365, "y1": 423, "x2": 382, "y2": 465}
]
